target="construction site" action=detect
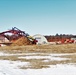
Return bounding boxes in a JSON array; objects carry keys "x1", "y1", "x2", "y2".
[
  {"x1": 0, "y1": 27, "x2": 38, "y2": 46},
  {"x1": 0, "y1": 27, "x2": 76, "y2": 46},
  {"x1": 0, "y1": 27, "x2": 76, "y2": 75}
]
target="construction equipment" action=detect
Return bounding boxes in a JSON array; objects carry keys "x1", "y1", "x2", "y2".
[
  {"x1": 0, "y1": 27, "x2": 28, "y2": 41},
  {"x1": 0, "y1": 27, "x2": 37, "y2": 44}
]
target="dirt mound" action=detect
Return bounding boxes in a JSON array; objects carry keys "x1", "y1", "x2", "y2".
[{"x1": 12, "y1": 36, "x2": 31, "y2": 46}]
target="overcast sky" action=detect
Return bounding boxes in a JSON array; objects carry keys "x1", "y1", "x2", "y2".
[{"x1": 0, "y1": 0, "x2": 76, "y2": 35}]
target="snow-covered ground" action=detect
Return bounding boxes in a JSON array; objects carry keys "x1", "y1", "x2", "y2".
[
  {"x1": 0, "y1": 60, "x2": 76, "y2": 75},
  {"x1": 0, "y1": 52, "x2": 76, "y2": 75}
]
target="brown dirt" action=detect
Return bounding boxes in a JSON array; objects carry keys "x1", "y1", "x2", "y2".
[{"x1": 11, "y1": 36, "x2": 31, "y2": 46}]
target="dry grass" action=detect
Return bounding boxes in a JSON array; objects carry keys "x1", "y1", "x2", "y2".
[{"x1": 0, "y1": 44, "x2": 76, "y2": 53}]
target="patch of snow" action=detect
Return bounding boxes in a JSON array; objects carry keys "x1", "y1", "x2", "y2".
[
  {"x1": 18, "y1": 55, "x2": 70, "y2": 61},
  {"x1": 0, "y1": 52, "x2": 26, "y2": 56},
  {"x1": 0, "y1": 52, "x2": 48, "y2": 56},
  {"x1": 50, "y1": 53, "x2": 76, "y2": 57},
  {"x1": 25, "y1": 64, "x2": 76, "y2": 75},
  {"x1": 0, "y1": 60, "x2": 29, "y2": 75},
  {"x1": 0, "y1": 52, "x2": 76, "y2": 57},
  {"x1": 0, "y1": 52, "x2": 5, "y2": 56}
]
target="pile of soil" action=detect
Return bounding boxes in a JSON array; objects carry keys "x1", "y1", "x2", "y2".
[{"x1": 12, "y1": 36, "x2": 31, "y2": 46}]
